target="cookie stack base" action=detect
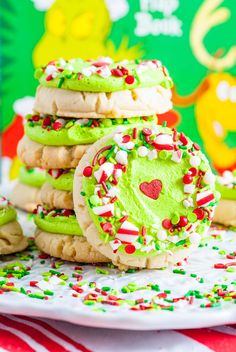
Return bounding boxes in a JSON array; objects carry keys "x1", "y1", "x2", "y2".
[{"x1": 35, "y1": 229, "x2": 109, "y2": 263}]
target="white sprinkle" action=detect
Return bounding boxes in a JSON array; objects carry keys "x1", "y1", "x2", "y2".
[
  {"x1": 116, "y1": 150, "x2": 128, "y2": 165},
  {"x1": 148, "y1": 149, "x2": 157, "y2": 160},
  {"x1": 158, "y1": 230, "x2": 167, "y2": 241},
  {"x1": 74, "y1": 119, "x2": 90, "y2": 126},
  {"x1": 190, "y1": 155, "x2": 201, "y2": 167},
  {"x1": 184, "y1": 184, "x2": 195, "y2": 194},
  {"x1": 204, "y1": 171, "x2": 215, "y2": 185},
  {"x1": 45, "y1": 65, "x2": 57, "y2": 75},
  {"x1": 138, "y1": 146, "x2": 148, "y2": 157}
]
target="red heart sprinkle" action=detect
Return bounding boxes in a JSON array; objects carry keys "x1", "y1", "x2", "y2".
[{"x1": 139, "y1": 179, "x2": 162, "y2": 200}]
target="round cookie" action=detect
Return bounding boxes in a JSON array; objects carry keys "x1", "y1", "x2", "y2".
[
  {"x1": 34, "y1": 57, "x2": 173, "y2": 118},
  {"x1": 25, "y1": 114, "x2": 156, "y2": 146},
  {"x1": 11, "y1": 182, "x2": 42, "y2": 213},
  {"x1": 73, "y1": 125, "x2": 219, "y2": 269},
  {"x1": 34, "y1": 85, "x2": 172, "y2": 119},
  {"x1": 34, "y1": 205, "x2": 108, "y2": 263},
  {"x1": 11, "y1": 166, "x2": 45, "y2": 212},
  {"x1": 41, "y1": 183, "x2": 73, "y2": 210},
  {"x1": 17, "y1": 135, "x2": 88, "y2": 169},
  {"x1": 213, "y1": 170, "x2": 236, "y2": 227},
  {"x1": 35, "y1": 230, "x2": 109, "y2": 263},
  {"x1": 0, "y1": 196, "x2": 28, "y2": 255}
]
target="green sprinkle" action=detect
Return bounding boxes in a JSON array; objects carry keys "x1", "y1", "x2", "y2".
[
  {"x1": 84, "y1": 300, "x2": 95, "y2": 305},
  {"x1": 190, "y1": 273, "x2": 197, "y2": 278},
  {"x1": 28, "y1": 293, "x2": 45, "y2": 299},
  {"x1": 44, "y1": 290, "x2": 54, "y2": 296},
  {"x1": 58, "y1": 77, "x2": 65, "y2": 88},
  {"x1": 173, "y1": 269, "x2": 186, "y2": 275},
  {"x1": 151, "y1": 284, "x2": 160, "y2": 292},
  {"x1": 162, "y1": 121, "x2": 167, "y2": 127},
  {"x1": 175, "y1": 239, "x2": 187, "y2": 247},
  {"x1": 96, "y1": 268, "x2": 109, "y2": 275},
  {"x1": 101, "y1": 286, "x2": 111, "y2": 292}
]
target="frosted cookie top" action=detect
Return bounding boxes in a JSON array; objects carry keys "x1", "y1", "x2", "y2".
[
  {"x1": 0, "y1": 196, "x2": 17, "y2": 226},
  {"x1": 33, "y1": 205, "x2": 82, "y2": 236},
  {"x1": 216, "y1": 170, "x2": 236, "y2": 200},
  {"x1": 78, "y1": 125, "x2": 219, "y2": 260},
  {"x1": 35, "y1": 57, "x2": 173, "y2": 93}
]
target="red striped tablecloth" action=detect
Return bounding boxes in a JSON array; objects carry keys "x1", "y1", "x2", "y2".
[{"x1": 0, "y1": 315, "x2": 235, "y2": 351}]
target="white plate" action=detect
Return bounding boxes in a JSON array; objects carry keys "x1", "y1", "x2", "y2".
[{"x1": 0, "y1": 210, "x2": 235, "y2": 330}]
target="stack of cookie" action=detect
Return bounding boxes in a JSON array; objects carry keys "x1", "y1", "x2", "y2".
[
  {"x1": 0, "y1": 196, "x2": 28, "y2": 255},
  {"x1": 11, "y1": 166, "x2": 45, "y2": 212},
  {"x1": 17, "y1": 56, "x2": 173, "y2": 263}
]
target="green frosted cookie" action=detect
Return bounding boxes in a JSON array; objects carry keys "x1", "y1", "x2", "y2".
[
  {"x1": 34, "y1": 205, "x2": 82, "y2": 236},
  {"x1": 74, "y1": 125, "x2": 219, "y2": 268},
  {"x1": 35, "y1": 57, "x2": 172, "y2": 93},
  {"x1": 25, "y1": 114, "x2": 156, "y2": 146}
]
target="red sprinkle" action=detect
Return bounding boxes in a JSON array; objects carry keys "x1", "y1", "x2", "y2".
[
  {"x1": 52, "y1": 121, "x2": 62, "y2": 131},
  {"x1": 46, "y1": 74, "x2": 53, "y2": 81},
  {"x1": 193, "y1": 208, "x2": 205, "y2": 220},
  {"x1": 111, "y1": 68, "x2": 123, "y2": 77},
  {"x1": 62, "y1": 209, "x2": 74, "y2": 217},
  {"x1": 214, "y1": 263, "x2": 226, "y2": 269},
  {"x1": 183, "y1": 174, "x2": 193, "y2": 184},
  {"x1": 193, "y1": 143, "x2": 200, "y2": 151},
  {"x1": 42, "y1": 117, "x2": 51, "y2": 129},
  {"x1": 177, "y1": 216, "x2": 188, "y2": 228},
  {"x1": 179, "y1": 133, "x2": 188, "y2": 146},
  {"x1": 122, "y1": 135, "x2": 131, "y2": 143},
  {"x1": 31, "y1": 114, "x2": 40, "y2": 122},
  {"x1": 30, "y1": 281, "x2": 38, "y2": 287},
  {"x1": 125, "y1": 75, "x2": 135, "y2": 84},
  {"x1": 101, "y1": 222, "x2": 112, "y2": 233},
  {"x1": 142, "y1": 128, "x2": 152, "y2": 136},
  {"x1": 83, "y1": 166, "x2": 93, "y2": 177},
  {"x1": 226, "y1": 254, "x2": 235, "y2": 259},
  {"x1": 125, "y1": 244, "x2": 136, "y2": 254},
  {"x1": 162, "y1": 219, "x2": 172, "y2": 230},
  {"x1": 119, "y1": 215, "x2": 128, "y2": 223},
  {"x1": 77, "y1": 72, "x2": 83, "y2": 80},
  {"x1": 189, "y1": 167, "x2": 197, "y2": 176},
  {"x1": 98, "y1": 156, "x2": 106, "y2": 166},
  {"x1": 133, "y1": 127, "x2": 137, "y2": 139}
]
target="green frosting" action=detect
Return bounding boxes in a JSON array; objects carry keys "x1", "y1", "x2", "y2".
[
  {"x1": 46, "y1": 169, "x2": 74, "y2": 192},
  {"x1": 0, "y1": 207, "x2": 17, "y2": 226},
  {"x1": 216, "y1": 183, "x2": 236, "y2": 200},
  {"x1": 34, "y1": 208, "x2": 82, "y2": 236},
  {"x1": 19, "y1": 166, "x2": 46, "y2": 188},
  {"x1": 216, "y1": 170, "x2": 236, "y2": 200},
  {"x1": 35, "y1": 58, "x2": 173, "y2": 92},
  {"x1": 25, "y1": 115, "x2": 156, "y2": 146},
  {"x1": 81, "y1": 125, "x2": 218, "y2": 258}
]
